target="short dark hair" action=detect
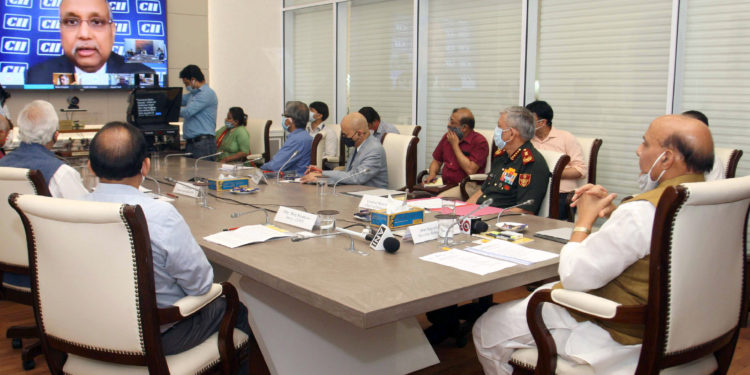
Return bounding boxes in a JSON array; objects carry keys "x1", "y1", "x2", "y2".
[
  {"x1": 179, "y1": 65, "x2": 205, "y2": 82},
  {"x1": 662, "y1": 133, "x2": 714, "y2": 174},
  {"x1": 358, "y1": 106, "x2": 380, "y2": 124},
  {"x1": 89, "y1": 122, "x2": 148, "y2": 180},
  {"x1": 0, "y1": 83, "x2": 9, "y2": 106},
  {"x1": 525, "y1": 100, "x2": 553, "y2": 127},
  {"x1": 228, "y1": 107, "x2": 247, "y2": 126},
  {"x1": 452, "y1": 107, "x2": 475, "y2": 129},
  {"x1": 309, "y1": 101, "x2": 329, "y2": 121},
  {"x1": 681, "y1": 110, "x2": 709, "y2": 127}
]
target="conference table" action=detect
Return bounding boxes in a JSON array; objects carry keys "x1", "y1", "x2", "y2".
[{"x1": 147, "y1": 157, "x2": 573, "y2": 375}]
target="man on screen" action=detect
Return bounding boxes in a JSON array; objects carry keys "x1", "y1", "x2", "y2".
[{"x1": 26, "y1": 0, "x2": 154, "y2": 85}]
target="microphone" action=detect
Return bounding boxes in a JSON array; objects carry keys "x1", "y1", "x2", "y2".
[
  {"x1": 164, "y1": 152, "x2": 192, "y2": 164},
  {"x1": 290, "y1": 232, "x2": 370, "y2": 256},
  {"x1": 443, "y1": 198, "x2": 494, "y2": 246},
  {"x1": 230, "y1": 208, "x2": 270, "y2": 224},
  {"x1": 193, "y1": 151, "x2": 222, "y2": 181},
  {"x1": 334, "y1": 226, "x2": 400, "y2": 253},
  {"x1": 143, "y1": 175, "x2": 161, "y2": 197},
  {"x1": 332, "y1": 167, "x2": 370, "y2": 195},
  {"x1": 277, "y1": 150, "x2": 300, "y2": 183},
  {"x1": 497, "y1": 199, "x2": 535, "y2": 218}
]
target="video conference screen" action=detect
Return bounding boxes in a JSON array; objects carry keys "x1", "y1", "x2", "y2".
[
  {"x1": 127, "y1": 87, "x2": 181, "y2": 126},
  {"x1": 0, "y1": 0, "x2": 168, "y2": 90}
]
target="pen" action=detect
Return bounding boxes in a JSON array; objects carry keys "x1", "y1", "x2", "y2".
[
  {"x1": 223, "y1": 227, "x2": 239, "y2": 231},
  {"x1": 166, "y1": 193, "x2": 178, "y2": 199}
]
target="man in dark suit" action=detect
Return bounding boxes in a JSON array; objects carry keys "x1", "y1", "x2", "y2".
[{"x1": 26, "y1": 0, "x2": 153, "y2": 84}]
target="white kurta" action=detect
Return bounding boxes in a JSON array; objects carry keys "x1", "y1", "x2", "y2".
[
  {"x1": 49, "y1": 164, "x2": 89, "y2": 199},
  {"x1": 473, "y1": 200, "x2": 655, "y2": 375}
]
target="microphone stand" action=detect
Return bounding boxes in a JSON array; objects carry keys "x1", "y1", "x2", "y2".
[
  {"x1": 332, "y1": 168, "x2": 370, "y2": 195},
  {"x1": 193, "y1": 151, "x2": 222, "y2": 182},
  {"x1": 443, "y1": 198, "x2": 494, "y2": 247},
  {"x1": 164, "y1": 152, "x2": 192, "y2": 164},
  {"x1": 290, "y1": 232, "x2": 368, "y2": 256},
  {"x1": 143, "y1": 175, "x2": 161, "y2": 197},
  {"x1": 276, "y1": 150, "x2": 299, "y2": 183},
  {"x1": 230, "y1": 208, "x2": 270, "y2": 224}
]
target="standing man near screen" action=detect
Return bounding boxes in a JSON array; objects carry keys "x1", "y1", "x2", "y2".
[
  {"x1": 26, "y1": 0, "x2": 154, "y2": 85},
  {"x1": 179, "y1": 65, "x2": 218, "y2": 159}
]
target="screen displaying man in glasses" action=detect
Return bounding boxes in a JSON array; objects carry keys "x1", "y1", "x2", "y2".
[{"x1": 26, "y1": 0, "x2": 154, "y2": 85}]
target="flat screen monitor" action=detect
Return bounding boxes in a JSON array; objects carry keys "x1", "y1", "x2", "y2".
[
  {"x1": 127, "y1": 87, "x2": 181, "y2": 127},
  {"x1": 0, "y1": 0, "x2": 168, "y2": 90}
]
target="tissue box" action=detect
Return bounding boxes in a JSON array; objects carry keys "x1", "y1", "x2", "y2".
[
  {"x1": 207, "y1": 177, "x2": 249, "y2": 191},
  {"x1": 370, "y1": 207, "x2": 424, "y2": 229}
]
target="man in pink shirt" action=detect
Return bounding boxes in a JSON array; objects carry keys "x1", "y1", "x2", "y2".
[{"x1": 526, "y1": 101, "x2": 586, "y2": 220}]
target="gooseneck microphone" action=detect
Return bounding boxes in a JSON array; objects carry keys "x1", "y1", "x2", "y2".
[
  {"x1": 290, "y1": 232, "x2": 369, "y2": 256},
  {"x1": 277, "y1": 150, "x2": 300, "y2": 183},
  {"x1": 336, "y1": 227, "x2": 400, "y2": 253},
  {"x1": 230, "y1": 208, "x2": 270, "y2": 224},
  {"x1": 443, "y1": 198, "x2": 494, "y2": 246},
  {"x1": 164, "y1": 152, "x2": 192, "y2": 164},
  {"x1": 496, "y1": 199, "x2": 535, "y2": 218},
  {"x1": 332, "y1": 167, "x2": 370, "y2": 195},
  {"x1": 193, "y1": 151, "x2": 223, "y2": 181},
  {"x1": 143, "y1": 175, "x2": 161, "y2": 197}
]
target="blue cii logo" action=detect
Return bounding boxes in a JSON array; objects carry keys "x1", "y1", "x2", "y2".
[
  {"x1": 112, "y1": 43, "x2": 124, "y2": 56},
  {"x1": 136, "y1": 0, "x2": 161, "y2": 15},
  {"x1": 37, "y1": 39, "x2": 62, "y2": 56},
  {"x1": 113, "y1": 20, "x2": 130, "y2": 35},
  {"x1": 39, "y1": 0, "x2": 61, "y2": 10},
  {"x1": 4, "y1": 14, "x2": 32, "y2": 31},
  {"x1": 0, "y1": 61, "x2": 28, "y2": 73},
  {"x1": 5, "y1": 0, "x2": 32, "y2": 9},
  {"x1": 1, "y1": 37, "x2": 30, "y2": 55},
  {"x1": 108, "y1": 0, "x2": 129, "y2": 13},
  {"x1": 38, "y1": 16, "x2": 60, "y2": 32},
  {"x1": 137, "y1": 21, "x2": 164, "y2": 37}
]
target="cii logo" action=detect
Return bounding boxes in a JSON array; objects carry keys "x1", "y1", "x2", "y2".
[
  {"x1": 137, "y1": 21, "x2": 163, "y2": 36},
  {"x1": 109, "y1": 0, "x2": 128, "y2": 13},
  {"x1": 1, "y1": 37, "x2": 30, "y2": 55},
  {"x1": 112, "y1": 43, "x2": 124, "y2": 56},
  {"x1": 4, "y1": 14, "x2": 32, "y2": 31},
  {"x1": 136, "y1": 0, "x2": 161, "y2": 14},
  {"x1": 40, "y1": 0, "x2": 62, "y2": 10},
  {"x1": 113, "y1": 20, "x2": 131, "y2": 35},
  {"x1": 0, "y1": 62, "x2": 28, "y2": 73},
  {"x1": 5, "y1": 0, "x2": 32, "y2": 8},
  {"x1": 38, "y1": 16, "x2": 60, "y2": 32},
  {"x1": 37, "y1": 39, "x2": 62, "y2": 56}
]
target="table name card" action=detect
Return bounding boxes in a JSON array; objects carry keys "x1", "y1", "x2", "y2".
[
  {"x1": 404, "y1": 221, "x2": 439, "y2": 244},
  {"x1": 275, "y1": 206, "x2": 318, "y2": 231},
  {"x1": 172, "y1": 181, "x2": 199, "y2": 198},
  {"x1": 358, "y1": 194, "x2": 391, "y2": 210}
]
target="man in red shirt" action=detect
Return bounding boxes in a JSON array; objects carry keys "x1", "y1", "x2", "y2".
[{"x1": 425, "y1": 107, "x2": 489, "y2": 198}]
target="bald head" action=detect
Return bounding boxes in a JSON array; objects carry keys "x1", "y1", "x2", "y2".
[
  {"x1": 89, "y1": 121, "x2": 148, "y2": 180},
  {"x1": 649, "y1": 115, "x2": 714, "y2": 174},
  {"x1": 341, "y1": 112, "x2": 369, "y2": 147}
]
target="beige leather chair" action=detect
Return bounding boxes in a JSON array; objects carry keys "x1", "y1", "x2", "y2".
[
  {"x1": 574, "y1": 137, "x2": 603, "y2": 186},
  {"x1": 715, "y1": 147, "x2": 743, "y2": 179},
  {"x1": 394, "y1": 124, "x2": 422, "y2": 137},
  {"x1": 510, "y1": 176, "x2": 750, "y2": 374},
  {"x1": 381, "y1": 133, "x2": 419, "y2": 191},
  {"x1": 0, "y1": 167, "x2": 49, "y2": 370},
  {"x1": 245, "y1": 118, "x2": 272, "y2": 163},
  {"x1": 459, "y1": 149, "x2": 569, "y2": 219},
  {"x1": 9, "y1": 194, "x2": 250, "y2": 374}
]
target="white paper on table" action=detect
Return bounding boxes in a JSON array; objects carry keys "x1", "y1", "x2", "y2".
[
  {"x1": 172, "y1": 181, "x2": 199, "y2": 198},
  {"x1": 204, "y1": 224, "x2": 293, "y2": 248},
  {"x1": 464, "y1": 239, "x2": 558, "y2": 265},
  {"x1": 420, "y1": 249, "x2": 516, "y2": 275},
  {"x1": 274, "y1": 206, "x2": 318, "y2": 231},
  {"x1": 406, "y1": 198, "x2": 443, "y2": 210}
]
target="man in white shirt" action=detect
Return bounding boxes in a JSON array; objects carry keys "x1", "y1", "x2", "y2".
[
  {"x1": 472, "y1": 114, "x2": 715, "y2": 374},
  {"x1": 0, "y1": 100, "x2": 88, "y2": 199}
]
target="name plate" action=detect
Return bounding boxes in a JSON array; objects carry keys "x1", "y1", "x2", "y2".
[
  {"x1": 358, "y1": 194, "x2": 391, "y2": 210},
  {"x1": 404, "y1": 221, "x2": 439, "y2": 244},
  {"x1": 172, "y1": 181, "x2": 199, "y2": 198},
  {"x1": 274, "y1": 206, "x2": 318, "y2": 231}
]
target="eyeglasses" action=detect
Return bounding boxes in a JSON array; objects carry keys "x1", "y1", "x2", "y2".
[{"x1": 60, "y1": 17, "x2": 113, "y2": 30}]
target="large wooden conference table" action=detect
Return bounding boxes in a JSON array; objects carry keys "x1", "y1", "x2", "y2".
[{"x1": 149, "y1": 158, "x2": 573, "y2": 375}]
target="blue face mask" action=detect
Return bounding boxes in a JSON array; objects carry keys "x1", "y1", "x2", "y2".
[
  {"x1": 309, "y1": 111, "x2": 316, "y2": 123},
  {"x1": 281, "y1": 117, "x2": 290, "y2": 132},
  {"x1": 494, "y1": 127, "x2": 510, "y2": 149},
  {"x1": 225, "y1": 121, "x2": 234, "y2": 129}
]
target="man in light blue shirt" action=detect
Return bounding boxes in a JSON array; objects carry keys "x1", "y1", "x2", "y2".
[
  {"x1": 261, "y1": 101, "x2": 313, "y2": 176},
  {"x1": 180, "y1": 65, "x2": 218, "y2": 159},
  {"x1": 359, "y1": 106, "x2": 400, "y2": 141},
  {"x1": 83, "y1": 121, "x2": 250, "y2": 361}
]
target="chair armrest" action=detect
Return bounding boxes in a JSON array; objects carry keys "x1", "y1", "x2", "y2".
[
  {"x1": 467, "y1": 173, "x2": 488, "y2": 181},
  {"x1": 159, "y1": 283, "x2": 223, "y2": 324},
  {"x1": 459, "y1": 174, "x2": 488, "y2": 201},
  {"x1": 324, "y1": 156, "x2": 339, "y2": 163},
  {"x1": 550, "y1": 289, "x2": 621, "y2": 319}
]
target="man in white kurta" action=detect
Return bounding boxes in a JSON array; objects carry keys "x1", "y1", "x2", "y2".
[{"x1": 472, "y1": 114, "x2": 716, "y2": 375}]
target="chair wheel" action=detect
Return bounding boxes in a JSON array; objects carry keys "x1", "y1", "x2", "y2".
[
  {"x1": 22, "y1": 359, "x2": 35, "y2": 370},
  {"x1": 11, "y1": 338, "x2": 22, "y2": 349}
]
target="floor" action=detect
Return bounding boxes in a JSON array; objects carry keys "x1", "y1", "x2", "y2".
[{"x1": 2, "y1": 288, "x2": 750, "y2": 374}]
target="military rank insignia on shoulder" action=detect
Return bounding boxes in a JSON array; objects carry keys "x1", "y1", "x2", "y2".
[
  {"x1": 494, "y1": 148, "x2": 506, "y2": 157},
  {"x1": 521, "y1": 148, "x2": 534, "y2": 165},
  {"x1": 519, "y1": 173, "x2": 531, "y2": 187}
]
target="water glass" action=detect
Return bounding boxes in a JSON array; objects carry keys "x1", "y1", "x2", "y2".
[
  {"x1": 317, "y1": 210, "x2": 338, "y2": 235},
  {"x1": 436, "y1": 213, "x2": 457, "y2": 245},
  {"x1": 317, "y1": 178, "x2": 328, "y2": 196}
]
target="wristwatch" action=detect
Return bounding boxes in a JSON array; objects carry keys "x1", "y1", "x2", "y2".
[{"x1": 572, "y1": 226, "x2": 591, "y2": 234}]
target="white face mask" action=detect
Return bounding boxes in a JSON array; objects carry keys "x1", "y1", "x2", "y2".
[{"x1": 637, "y1": 150, "x2": 667, "y2": 193}]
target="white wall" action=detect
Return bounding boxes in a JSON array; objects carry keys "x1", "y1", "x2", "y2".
[
  {"x1": 208, "y1": 0, "x2": 283, "y2": 124},
  {"x1": 4, "y1": 0, "x2": 208, "y2": 126}
]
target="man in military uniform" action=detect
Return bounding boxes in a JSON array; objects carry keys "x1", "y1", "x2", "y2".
[{"x1": 466, "y1": 106, "x2": 550, "y2": 215}]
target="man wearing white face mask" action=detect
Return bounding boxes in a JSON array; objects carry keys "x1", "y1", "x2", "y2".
[{"x1": 472, "y1": 115, "x2": 714, "y2": 375}]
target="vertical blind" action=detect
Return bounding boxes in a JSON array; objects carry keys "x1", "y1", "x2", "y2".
[
  {"x1": 535, "y1": 0, "x2": 673, "y2": 199},
  {"x1": 285, "y1": 5, "x2": 334, "y2": 108},
  {"x1": 424, "y1": 0, "x2": 522, "y2": 156},
  {"x1": 678, "y1": 0, "x2": 750, "y2": 178},
  {"x1": 346, "y1": 0, "x2": 413, "y2": 124}
]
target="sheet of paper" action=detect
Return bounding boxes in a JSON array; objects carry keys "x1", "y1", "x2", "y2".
[
  {"x1": 274, "y1": 206, "x2": 318, "y2": 231},
  {"x1": 420, "y1": 249, "x2": 516, "y2": 275},
  {"x1": 406, "y1": 197, "x2": 443, "y2": 210},
  {"x1": 204, "y1": 225, "x2": 293, "y2": 248},
  {"x1": 423, "y1": 177, "x2": 444, "y2": 188},
  {"x1": 345, "y1": 189, "x2": 407, "y2": 198},
  {"x1": 464, "y1": 239, "x2": 558, "y2": 265}
]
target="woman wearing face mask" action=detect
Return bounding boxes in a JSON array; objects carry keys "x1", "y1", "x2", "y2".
[{"x1": 215, "y1": 107, "x2": 250, "y2": 163}]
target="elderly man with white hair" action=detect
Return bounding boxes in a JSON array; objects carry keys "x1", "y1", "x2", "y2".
[{"x1": 0, "y1": 100, "x2": 88, "y2": 198}]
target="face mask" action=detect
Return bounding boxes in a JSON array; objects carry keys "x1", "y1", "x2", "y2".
[
  {"x1": 448, "y1": 126, "x2": 464, "y2": 140},
  {"x1": 494, "y1": 127, "x2": 509, "y2": 149},
  {"x1": 225, "y1": 121, "x2": 234, "y2": 129},
  {"x1": 535, "y1": 122, "x2": 545, "y2": 132},
  {"x1": 309, "y1": 111, "x2": 316, "y2": 123},
  {"x1": 637, "y1": 151, "x2": 667, "y2": 193},
  {"x1": 342, "y1": 134, "x2": 356, "y2": 147},
  {"x1": 281, "y1": 117, "x2": 289, "y2": 132}
]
